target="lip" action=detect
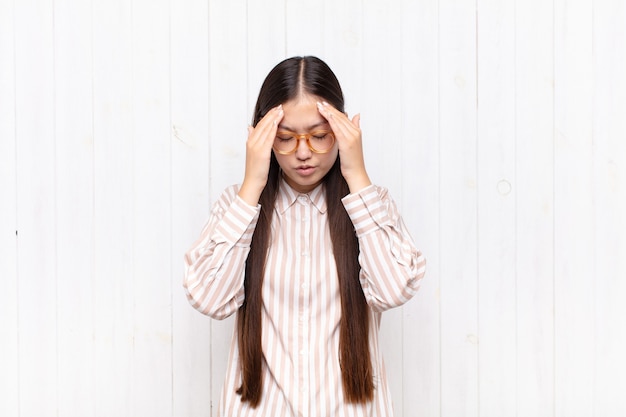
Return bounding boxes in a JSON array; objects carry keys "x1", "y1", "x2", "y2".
[{"x1": 295, "y1": 165, "x2": 316, "y2": 176}]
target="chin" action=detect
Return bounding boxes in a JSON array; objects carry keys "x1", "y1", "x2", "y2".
[{"x1": 287, "y1": 175, "x2": 323, "y2": 193}]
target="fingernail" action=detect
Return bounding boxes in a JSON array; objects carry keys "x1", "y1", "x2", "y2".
[{"x1": 322, "y1": 101, "x2": 329, "y2": 106}]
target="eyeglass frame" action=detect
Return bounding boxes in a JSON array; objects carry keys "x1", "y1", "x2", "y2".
[{"x1": 272, "y1": 129, "x2": 336, "y2": 155}]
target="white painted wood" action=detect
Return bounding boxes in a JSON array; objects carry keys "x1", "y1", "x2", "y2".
[
  {"x1": 14, "y1": 0, "x2": 58, "y2": 415},
  {"x1": 321, "y1": 0, "x2": 363, "y2": 111},
  {"x1": 170, "y1": 0, "x2": 212, "y2": 415},
  {"x1": 514, "y1": 1, "x2": 555, "y2": 416},
  {"x1": 553, "y1": 0, "x2": 595, "y2": 416},
  {"x1": 207, "y1": 2, "x2": 249, "y2": 413},
  {"x1": 592, "y1": 1, "x2": 626, "y2": 415},
  {"x1": 208, "y1": 0, "x2": 248, "y2": 199},
  {"x1": 92, "y1": 1, "x2": 134, "y2": 415},
  {"x1": 0, "y1": 1, "x2": 18, "y2": 415},
  {"x1": 3, "y1": 1, "x2": 626, "y2": 416},
  {"x1": 360, "y1": 0, "x2": 403, "y2": 196},
  {"x1": 246, "y1": 0, "x2": 286, "y2": 114},
  {"x1": 360, "y1": 1, "x2": 406, "y2": 413},
  {"x1": 285, "y1": 0, "x2": 325, "y2": 58},
  {"x1": 476, "y1": 1, "x2": 516, "y2": 416},
  {"x1": 438, "y1": 1, "x2": 479, "y2": 416},
  {"x1": 399, "y1": 0, "x2": 441, "y2": 415},
  {"x1": 130, "y1": 0, "x2": 173, "y2": 415},
  {"x1": 53, "y1": 0, "x2": 96, "y2": 415}
]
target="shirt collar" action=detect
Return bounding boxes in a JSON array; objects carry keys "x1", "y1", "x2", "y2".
[{"x1": 276, "y1": 176, "x2": 327, "y2": 215}]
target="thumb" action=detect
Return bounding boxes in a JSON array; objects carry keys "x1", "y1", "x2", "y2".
[{"x1": 352, "y1": 113, "x2": 361, "y2": 128}]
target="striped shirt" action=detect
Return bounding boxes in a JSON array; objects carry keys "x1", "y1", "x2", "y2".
[{"x1": 183, "y1": 179, "x2": 426, "y2": 417}]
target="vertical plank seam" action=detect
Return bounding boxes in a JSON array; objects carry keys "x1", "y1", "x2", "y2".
[
  {"x1": 283, "y1": 0, "x2": 288, "y2": 58},
  {"x1": 207, "y1": 2, "x2": 213, "y2": 413},
  {"x1": 89, "y1": 0, "x2": 97, "y2": 414},
  {"x1": 130, "y1": 0, "x2": 137, "y2": 413},
  {"x1": 168, "y1": 0, "x2": 174, "y2": 414},
  {"x1": 13, "y1": 0, "x2": 22, "y2": 414},
  {"x1": 399, "y1": 1, "x2": 406, "y2": 415},
  {"x1": 513, "y1": 0, "x2": 519, "y2": 415},
  {"x1": 474, "y1": 1, "x2": 480, "y2": 415},
  {"x1": 436, "y1": 0, "x2": 443, "y2": 415},
  {"x1": 587, "y1": 3, "x2": 596, "y2": 411},
  {"x1": 551, "y1": 0, "x2": 556, "y2": 415},
  {"x1": 52, "y1": 0, "x2": 60, "y2": 410}
]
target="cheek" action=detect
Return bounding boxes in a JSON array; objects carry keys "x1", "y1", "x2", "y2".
[
  {"x1": 274, "y1": 153, "x2": 289, "y2": 170},
  {"x1": 322, "y1": 148, "x2": 339, "y2": 167}
]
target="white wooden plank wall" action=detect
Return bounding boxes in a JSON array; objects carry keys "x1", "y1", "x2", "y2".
[{"x1": 1, "y1": 1, "x2": 625, "y2": 416}]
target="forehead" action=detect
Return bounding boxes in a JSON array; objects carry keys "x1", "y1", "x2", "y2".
[{"x1": 279, "y1": 95, "x2": 329, "y2": 131}]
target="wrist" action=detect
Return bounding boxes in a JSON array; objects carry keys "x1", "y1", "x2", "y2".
[
  {"x1": 238, "y1": 180, "x2": 264, "y2": 206},
  {"x1": 344, "y1": 171, "x2": 371, "y2": 194}
]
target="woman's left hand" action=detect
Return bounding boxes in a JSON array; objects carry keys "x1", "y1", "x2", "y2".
[{"x1": 316, "y1": 101, "x2": 372, "y2": 193}]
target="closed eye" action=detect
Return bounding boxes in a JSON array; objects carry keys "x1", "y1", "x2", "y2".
[
  {"x1": 276, "y1": 132, "x2": 295, "y2": 141},
  {"x1": 311, "y1": 131, "x2": 333, "y2": 140}
]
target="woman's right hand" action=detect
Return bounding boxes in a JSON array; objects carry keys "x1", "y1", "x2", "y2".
[{"x1": 237, "y1": 105, "x2": 284, "y2": 206}]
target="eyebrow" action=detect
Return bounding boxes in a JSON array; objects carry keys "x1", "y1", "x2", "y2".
[{"x1": 277, "y1": 120, "x2": 330, "y2": 132}]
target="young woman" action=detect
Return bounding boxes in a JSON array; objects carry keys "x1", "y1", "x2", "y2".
[{"x1": 184, "y1": 56, "x2": 426, "y2": 417}]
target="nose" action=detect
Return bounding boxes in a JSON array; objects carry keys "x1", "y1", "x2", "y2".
[{"x1": 295, "y1": 137, "x2": 312, "y2": 160}]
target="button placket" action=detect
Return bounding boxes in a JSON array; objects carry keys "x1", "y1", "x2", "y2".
[{"x1": 297, "y1": 194, "x2": 312, "y2": 415}]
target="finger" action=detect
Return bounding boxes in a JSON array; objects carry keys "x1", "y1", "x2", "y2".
[
  {"x1": 352, "y1": 113, "x2": 361, "y2": 128},
  {"x1": 316, "y1": 101, "x2": 339, "y2": 121},
  {"x1": 317, "y1": 102, "x2": 348, "y2": 136},
  {"x1": 255, "y1": 106, "x2": 282, "y2": 133},
  {"x1": 320, "y1": 109, "x2": 358, "y2": 144},
  {"x1": 317, "y1": 101, "x2": 358, "y2": 132},
  {"x1": 250, "y1": 105, "x2": 283, "y2": 143}
]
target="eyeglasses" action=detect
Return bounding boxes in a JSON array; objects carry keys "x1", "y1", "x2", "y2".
[{"x1": 273, "y1": 130, "x2": 336, "y2": 155}]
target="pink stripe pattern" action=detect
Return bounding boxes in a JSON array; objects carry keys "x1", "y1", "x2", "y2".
[{"x1": 184, "y1": 179, "x2": 426, "y2": 417}]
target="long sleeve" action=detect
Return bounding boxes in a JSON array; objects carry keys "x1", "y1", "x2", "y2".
[
  {"x1": 183, "y1": 185, "x2": 260, "y2": 320},
  {"x1": 342, "y1": 185, "x2": 426, "y2": 312},
  {"x1": 189, "y1": 180, "x2": 418, "y2": 416}
]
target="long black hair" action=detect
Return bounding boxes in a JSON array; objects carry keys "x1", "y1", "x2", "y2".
[{"x1": 236, "y1": 56, "x2": 373, "y2": 407}]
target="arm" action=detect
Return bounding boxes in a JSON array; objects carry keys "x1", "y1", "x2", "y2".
[
  {"x1": 342, "y1": 185, "x2": 426, "y2": 312},
  {"x1": 183, "y1": 185, "x2": 260, "y2": 319}
]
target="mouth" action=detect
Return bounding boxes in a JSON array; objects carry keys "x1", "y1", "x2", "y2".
[{"x1": 295, "y1": 165, "x2": 316, "y2": 176}]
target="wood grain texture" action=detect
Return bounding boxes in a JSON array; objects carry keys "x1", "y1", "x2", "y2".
[
  {"x1": 476, "y1": 0, "x2": 516, "y2": 416},
  {"x1": 14, "y1": 0, "x2": 57, "y2": 415},
  {"x1": 0, "y1": 0, "x2": 18, "y2": 415},
  {"x1": 438, "y1": 1, "x2": 479, "y2": 416},
  {"x1": 170, "y1": 0, "x2": 212, "y2": 416},
  {"x1": 1, "y1": 1, "x2": 625, "y2": 416}
]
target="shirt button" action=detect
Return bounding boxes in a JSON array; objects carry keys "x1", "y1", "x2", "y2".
[
  {"x1": 301, "y1": 283, "x2": 309, "y2": 290},
  {"x1": 301, "y1": 251, "x2": 309, "y2": 257}
]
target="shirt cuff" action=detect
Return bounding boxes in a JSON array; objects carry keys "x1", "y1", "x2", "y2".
[
  {"x1": 214, "y1": 195, "x2": 260, "y2": 246},
  {"x1": 341, "y1": 185, "x2": 391, "y2": 236}
]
